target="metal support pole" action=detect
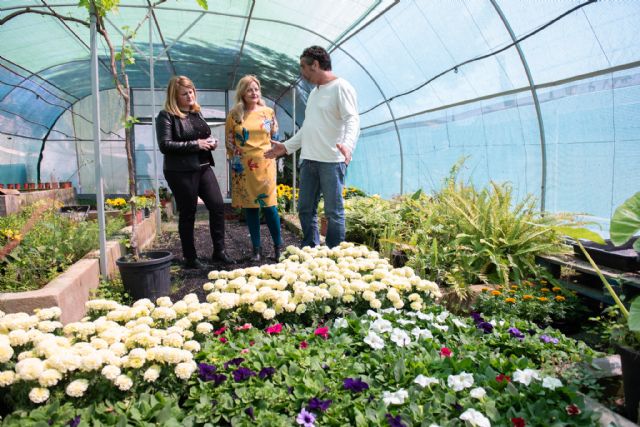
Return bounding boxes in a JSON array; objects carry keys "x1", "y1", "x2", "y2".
[
  {"x1": 149, "y1": 7, "x2": 161, "y2": 235},
  {"x1": 90, "y1": 2, "x2": 107, "y2": 275},
  {"x1": 292, "y1": 86, "x2": 297, "y2": 213}
]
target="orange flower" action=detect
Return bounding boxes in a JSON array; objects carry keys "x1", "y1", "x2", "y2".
[
  {"x1": 540, "y1": 288, "x2": 550, "y2": 293},
  {"x1": 555, "y1": 295, "x2": 566, "y2": 302},
  {"x1": 510, "y1": 285, "x2": 519, "y2": 290},
  {"x1": 508, "y1": 290, "x2": 516, "y2": 294},
  {"x1": 491, "y1": 290, "x2": 502, "y2": 296},
  {"x1": 523, "y1": 295, "x2": 534, "y2": 300},
  {"x1": 552, "y1": 287, "x2": 561, "y2": 292},
  {"x1": 538, "y1": 297, "x2": 549, "y2": 302},
  {"x1": 481, "y1": 287, "x2": 489, "y2": 292},
  {"x1": 504, "y1": 298, "x2": 516, "y2": 304}
]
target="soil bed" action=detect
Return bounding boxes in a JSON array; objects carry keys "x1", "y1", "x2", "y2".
[{"x1": 149, "y1": 209, "x2": 300, "y2": 302}]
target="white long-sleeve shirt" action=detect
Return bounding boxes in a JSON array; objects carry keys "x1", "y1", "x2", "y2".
[{"x1": 284, "y1": 77, "x2": 360, "y2": 162}]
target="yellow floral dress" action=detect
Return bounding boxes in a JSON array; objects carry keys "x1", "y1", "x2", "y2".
[{"x1": 225, "y1": 107, "x2": 278, "y2": 208}]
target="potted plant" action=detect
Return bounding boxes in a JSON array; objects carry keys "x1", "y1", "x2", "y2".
[{"x1": 561, "y1": 191, "x2": 640, "y2": 422}]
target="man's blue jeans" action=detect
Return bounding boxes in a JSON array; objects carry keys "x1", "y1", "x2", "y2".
[{"x1": 298, "y1": 160, "x2": 346, "y2": 248}]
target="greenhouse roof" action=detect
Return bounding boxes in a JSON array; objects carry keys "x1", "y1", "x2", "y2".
[{"x1": 1, "y1": 0, "x2": 639, "y2": 222}]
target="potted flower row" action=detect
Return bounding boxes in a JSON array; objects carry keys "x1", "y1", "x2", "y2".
[{"x1": 0, "y1": 182, "x2": 73, "y2": 191}]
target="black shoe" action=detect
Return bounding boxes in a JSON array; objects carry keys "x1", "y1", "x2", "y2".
[
  {"x1": 212, "y1": 250, "x2": 234, "y2": 264},
  {"x1": 250, "y1": 247, "x2": 262, "y2": 262},
  {"x1": 184, "y1": 258, "x2": 206, "y2": 269},
  {"x1": 274, "y1": 244, "x2": 283, "y2": 261}
]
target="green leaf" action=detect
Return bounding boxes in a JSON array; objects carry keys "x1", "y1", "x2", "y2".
[
  {"x1": 629, "y1": 297, "x2": 640, "y2": 332},
  {"x1": 195, "y1": 0, "x2": 209, "y2": 10},
  {"x1": 554, "y1": 225, "x2": 605, "y2": 245},
  {"x1": 610, "y1": 191, "x2": 640, "y2": 250}
]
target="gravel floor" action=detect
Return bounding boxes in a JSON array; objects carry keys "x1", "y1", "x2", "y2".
[{"x1": 149, "y1": 208, "x2": 301, "y2": 302}]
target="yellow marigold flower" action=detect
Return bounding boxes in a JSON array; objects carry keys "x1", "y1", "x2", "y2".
[
  {"x1": 552, "y1": 287, "x2": 561, "y2": 292},
  {"x1": 540, "y1": 279, "x2": 548, "y2": 284},
  {"x1": 555, "y1": 295, "x2": 566, "y2": 302},
  {"x1": 510, "y1": 285, "x2": 519, "y2": 290},
  {"x1": 508, "y1": 290, "x2": 516, "y2": 294},
  {"x1": 491, "y1": 290, "x2": 502, "y2": 296},
  {"x1": 540, "y1": 288, "x2": 550, "y2": 293},
  {"x1": 523, "y1": 295, "x2": 534, "y2": 300},
  {"x1": 481, "y1": 287, "x2": 489, "y2": 292},
  {"x1": 504, "y1": 298, "x2": 516, "y2": 304},
  {"x1": 538, "y1": 297, "x2": 548, "y2": 302},
  {"x1": 523, "y1": 280, "x2": 532, "y2": 286}
]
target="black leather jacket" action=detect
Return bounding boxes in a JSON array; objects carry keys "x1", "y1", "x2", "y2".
[{"x1": 156, "y1": 110, "x2": 214, "y2": 172}]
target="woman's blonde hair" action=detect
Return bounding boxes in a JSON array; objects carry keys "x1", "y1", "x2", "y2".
[
  {"x1": 164, "y1": 75, "x2": 201, "y2": 118},
  {"x1": 229, "y1": 75, "x2": 265, "y2": 123}
]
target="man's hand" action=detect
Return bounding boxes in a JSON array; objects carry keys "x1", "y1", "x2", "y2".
[
  {"x1": 336, "y1": 143, "x2": 352, "y2": 165},
  {"x1": 265, "y1": 141, "x2": 287, "y2": 159}
]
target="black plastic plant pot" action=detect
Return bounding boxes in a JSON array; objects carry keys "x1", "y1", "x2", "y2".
[
  {"x1": 616, "y1": 343, "x2": 640, "y2": 422},
  {"x1": 116, "y1": 250, "x2": 174, "y2": 301},
  {"x1": 573, "y1": 236, "x2": 640, "y2": 272}
]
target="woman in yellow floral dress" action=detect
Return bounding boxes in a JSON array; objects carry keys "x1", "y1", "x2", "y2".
[{"x1": 226, "y1": 75, "x2": 283, "y2": 262}]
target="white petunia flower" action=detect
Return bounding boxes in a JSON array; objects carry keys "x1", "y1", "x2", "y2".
[
  {"x1": 370, "y1": 318, "x2": 392, "y2": 334},
  {"x1": 382, "y1": 388, "x2": 408, "y2": 406},
  {"x1": 469, "y1": 387, "x2": 486, "y2": 399},
  {"x1": 333, "y1": 318, "x2": 348, "y2": 329},
  {"x1": 447, "y1": 372, "x2": 474, "y2": 391},
  {"x1": 459, "y1": 408, "x2": 491, "y2": 427},
  {"x1": 513, "y1": 368, "x2": 540, "y2": 386},
  {"x1": 542, "y1": 376, "x2": 563, "y2": 390},
  {"x1": 363, "y1": 331, "x2": 385, "y2": 350},
  {"x1": 410, "y1": 327, "x2": 433, "y2": 340},
  {"x1": 390, "y1": 328, "x2": 411, "y2": 347},
  {"x1": 452, "y1": 318, "x2": 468, "y2": 328},
  {"x1": 414, "y1": 375, "x2": 439, "y2": 388}
]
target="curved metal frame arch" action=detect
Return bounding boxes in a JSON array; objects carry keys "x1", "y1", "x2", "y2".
[{"x1": 489, "y1": 0, "x2": 547, "y2": 212}]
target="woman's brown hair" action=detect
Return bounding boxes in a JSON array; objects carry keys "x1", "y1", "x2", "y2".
[{"x1": 164, "y1": 75, "x2": 201, "y2": 118}]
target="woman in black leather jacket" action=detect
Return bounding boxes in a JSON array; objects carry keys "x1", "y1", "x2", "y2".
[{"x1": 156, "y1": 75, "x2": 233, "y2": 268}]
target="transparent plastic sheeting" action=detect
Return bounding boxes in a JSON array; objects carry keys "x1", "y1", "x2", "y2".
[{"x1": 1, "y1": 0, "x2": 639, "y2": 228}]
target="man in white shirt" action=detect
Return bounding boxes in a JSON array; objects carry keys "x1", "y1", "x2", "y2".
[{"x1": 266, "y1": 46, "x2": 360, "y2": 248}]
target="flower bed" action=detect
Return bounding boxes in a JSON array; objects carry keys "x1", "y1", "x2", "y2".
[{"x1": 0, "y1": 243, "x2": 607, "y2": 425}]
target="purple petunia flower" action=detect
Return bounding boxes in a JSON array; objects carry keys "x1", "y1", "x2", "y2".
[
  {"x1": 343, "y1": 378, "x2": 369, "y2": 393},
  {"x1": 245, "y1": 406, "x2": 255, "y2": 420},
  {"x1": 508, "y1": 327, "x2": 525, "y2": 339},
  {"x1": 385, "y1": 413, "x2": 407, "y2": 427},
  {"x1": 68, "y1": 416, "x2": 81, "y2": 427},
  {"x1": 540, "y1": 334, "x2": 559, "y2": 344},
  {"x1": 224, "y1": 357, "x2": 245, "y2": 369},
  {"x1": 211, "y1": 373, "x2": 227, "y2": 385},
  {"x1": 259, "y1": 367, "x2": 276, "y2": 379},
  {"x1": 470, "y1": 312, "x2": 484, "y2": 323},
  {"x1": 233, "y1": 367, "x2": 256, "y2": 382},
  {"x1": 197, "y1": 362, "x2": 218, "y2": 381},
  {"x1": 478, "y1": 321, "x2": 494, "y2": 333},
  {"x1": 307, "y1": 397, "x2": 332, "y2": 412},
  {"x1": 296, "y1": 408, "x2": 316, "y2": 427}
]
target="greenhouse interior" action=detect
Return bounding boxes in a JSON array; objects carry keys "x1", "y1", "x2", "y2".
[{"x1": 1, "y1": 0, "x2": 640, "y2": 426}]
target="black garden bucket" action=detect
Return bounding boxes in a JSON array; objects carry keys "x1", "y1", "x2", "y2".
[{"x1": 116, "y1": 250, "x2": 174, "y2": 301}]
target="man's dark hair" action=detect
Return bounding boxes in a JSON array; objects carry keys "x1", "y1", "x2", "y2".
[{"x1": 300, "y1": 46, "x2": 332, "y2": 71}]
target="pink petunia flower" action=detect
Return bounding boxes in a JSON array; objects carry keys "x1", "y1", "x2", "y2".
[
  {"x1": 219, "y1": 337, "x2": 227, "y2": 343},
  {"x1": 299, "y1": 341, "x2": 309, "y2": 349},
  {"x1": 236, "y1": 323, "x2": 253, "y2": 331},
  {"x1": 511, "y1": 417, "x2": 525, "y2": 427},
  {"x1": 565, "y1": 404, "x2": 581, "y2": 416},
  {"x1": 214, "y1": 326, "x2": 227, "y2": 336},
  {"x1": 439, "y1": 347, "x2": 452, "y2": 357},
  {"x1": 496, "y1": 374, "x2": 511, "y2": 383},
  {"x1": 314, "y1": 327, "x2": 329, "y2": 339},
  {"x1": 266, "y1": 323, "x2": 283, "y2": 335},
  {"x1": 240, "y1": 348, "x2": 250, "y2": 354}
]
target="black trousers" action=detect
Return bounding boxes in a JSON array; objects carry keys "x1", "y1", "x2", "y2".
[{"x1": 164, "y1": 166, "x2": 225, "y2": 260}]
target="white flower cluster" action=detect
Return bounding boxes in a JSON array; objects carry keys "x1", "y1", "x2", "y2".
[
  {"x1": 205, "y1": 242, "x2": 441, "y2": 319},
  {"x1": 0, "y1": 293, "x2": 217, "y2": 404}
]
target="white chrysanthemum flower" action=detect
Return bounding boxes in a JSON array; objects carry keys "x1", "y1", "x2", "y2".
[
  {"x1": 35, "y1": 307, "x2": 62, "y2": 321},
  {"x1": 196, "y1": 322, "x2": 214, "y2": 334},
  {"x1": 15, "y1": 357, "x2": 44, "y2": 380},
  {"x1": 409, "y1": 301, "x2": 423, "y2": 311},
  {"x1": 513, "y1": 368, "x2": 540, "y2": 386},
  {"x1": 38, "y1": 369, "x2": 62, "y2": 387},
  {"x1": 363, "y1": 331, "x2": 385, "y2": 350},
  {"x1": 115, "y1": 374, "x2": 133, "y2": 391},
  {"x1": 102, "y1": 364, "x2": 121, "y2": 381},
  {"x1": 66, "y1": 379, "x2": 89, "y2": 397},
  {"x1": 0, "y1": 343, "x2": 14, "y2": 363},
  {"x1": 156, "y1": 296, "x2": 172, "y2": 307},
  {"x1": 370, "y1": 299, "x2": 382, "y2": 309},
  {"x1": 8, "y1": 329, "x2": 30, "y2": 347},
  {"x1": 29, "y1": 387, "x2": 50, "y2": 404},
  {"x1": 459, "y1": 408, "x2": 491, "y2": 427},
  {"x1": 0, "y1": 370, "x2": 16, "y2": 387},
  {"x1": 447, "y1": 372, "x2": 474, "y2": 392},
  {"x1": 143, "y1": 365, "x2": 161, "y2": 382},
  {"x1": 175, "y1": 361, "x2": 197, "y2": 380},
  {"x1": 295, "y1": 304, "x2": 307, "y2": 314},
  {"x1": 470, "y1": 387, "x2": 486, "y2": 399},
  {"x1": 414, "y1": 375, "x2": 439, "y2": 388},
  {"x1": 262, "y1": 308, "x2": 276, "y2": 320},
  {"x1": 382, "y1": 388, "x2": 408, "y2": 406},
  {"x1": 542, "y1": 376, "x2": 563, "y2": 390},
  {"x1": 183, "y1": 340, "x2": 200, "y2": 353}
]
